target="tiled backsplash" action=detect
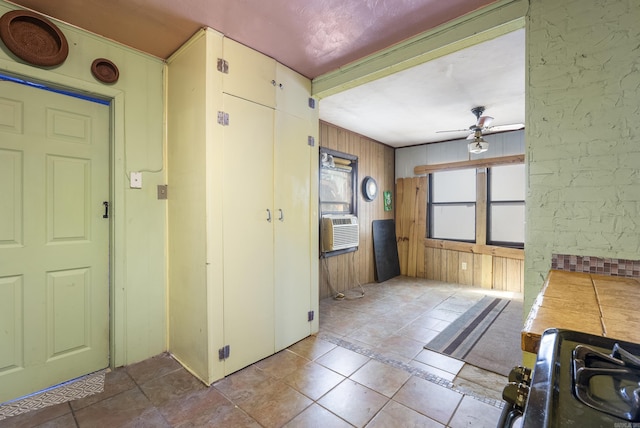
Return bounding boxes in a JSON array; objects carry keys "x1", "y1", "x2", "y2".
[{"x1": 552, "y1": 254, "x2": 640, "y2": 278}]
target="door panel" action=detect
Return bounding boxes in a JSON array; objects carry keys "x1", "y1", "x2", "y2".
[
  {"x1": 274, "y1": 111, "x2": 312, "y2": 350},
  {"x1": 0, "y1": 80, "x2": 110, "y2": 402},
  {"x1": 222, "y1": 38, "x2": 276, "y2": 108},
  {"x1": 0, "y1": 149, "x2": 22, "y2": 246},
  {"x1": 222, "y1": 94, "x2": 275, "y2": 374}
]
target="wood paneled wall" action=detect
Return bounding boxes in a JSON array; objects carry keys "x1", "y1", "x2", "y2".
[
  {"x1": 319, "y1": 121, "x2": 395, "y2": 299},
  {"x1": 396, "y1": 176, "x2": 524, "y2": 293}
]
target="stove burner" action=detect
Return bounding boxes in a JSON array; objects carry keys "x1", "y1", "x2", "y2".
[{"x1": 572, "y1": 344, "x2": 640, "y2": 422}]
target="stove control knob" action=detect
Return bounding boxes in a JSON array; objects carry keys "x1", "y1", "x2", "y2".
[
  {"x1": 508, "y1": 366, "x2": 532, "y2": 386},
  {"x1": 502, "y1": 382, "x2": 529, "y2": 410}
]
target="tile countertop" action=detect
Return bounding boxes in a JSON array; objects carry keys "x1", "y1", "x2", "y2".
[{"x1": 521, "y1": 270, "x2": 640, "y2": 353}]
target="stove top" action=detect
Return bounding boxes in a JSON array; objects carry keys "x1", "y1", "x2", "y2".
[
  {"x1": 573, "y1": 343, "x2": 640, "y2": 421},
  {"x1": 522, "y1": 329, "x2": 640, "y2": 428}
]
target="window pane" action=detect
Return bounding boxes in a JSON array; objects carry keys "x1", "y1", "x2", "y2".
[
  {"x1": 432, "y1": 169, "x2": 476, "y2": 202},
  {"x1": 320, "y1": 160, "x2": 354, "y2": 214},
  {"x1": 490, "y1": 203, "x2": 525, "y2": 243},
  {"x1": 491, "y1": 164, "x2": 525, "y2": 201},
  {"x1": 432, "y1": 204, "x2": 475, "y2": 241}
]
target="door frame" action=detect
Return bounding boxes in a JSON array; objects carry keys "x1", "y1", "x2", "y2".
[{"x1": 0, "y1": 64, "x2": 126, "y2": 370}]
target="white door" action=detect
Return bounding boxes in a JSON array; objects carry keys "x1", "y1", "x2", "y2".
[
  {"x1": 221, "y1": 93, "x2": 275, "y2": 374},
  {"x1": 0, "y1": 79, "x2": 110, "y2": 403}
]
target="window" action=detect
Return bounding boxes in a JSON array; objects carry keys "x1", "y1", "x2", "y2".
[
  {"x1": 488, "y1": 164, "x2": 525, "y2": 248},
  {"x1": 428, "y1": 169, "x2": 476, "y2": 242},
  {"x1": 319, "y1": 148, "x2": 357, "y2": 215}
]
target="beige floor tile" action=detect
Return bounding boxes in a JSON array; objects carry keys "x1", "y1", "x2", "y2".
[
  {"x1": 70, "y1": 368, "x2": 136, "y2": 411},
  {"x1": 236, "y1": 381, "x2": 313, "y2": 428},
  {"x1": 287, "y1": 336, "x2": 337, "y2": 361},
  {"x1": 316, "y1": 346, "x2": 370, "y2": 377},
  {"x1": 350, "y1": 360, "x2": 411, "y2": 398},
  {"x1": 283, "y1": 361, "x2": 345, "y2": 400},
  {"x1": 318, "y1": 380, "x2": 388, "y2": 427},
  {"x1": 0, "y1": 403, "x2": 71, "y2": 428},
  {"x1": 74, "y1": 388, "x2": 169, "y2": 428},
  {"x1": 393, "y1": 376, "x2": 463, "y2": 425},
  {"x1": 366, "y1": 401, "x2": 444, "y2": 428},
  {"x1": 125, "y1": 352, "x2": 181, "y2": 385},
  {"x1": 4, "y1": 278, "x2": 517, "y2": 428},
  {"x1": 448, "y1": 395, "x2": 502, "y2": 428},
  {"x1": 139, "y1": 368, "x2": 206, "y2": 406},
  {"x1": 375, "y1": 334, "x2": 425, "y2": 360},
  {"x1": 213, "y1": 365, "x2": 276, "y2": 403},
  {"x1": 397, "y1": 324, "x2": 440, "y2": 343},
  {"x1": 414, "y1": 349, "x2": 465, "y2": 375},
  {"x1": 255, "y1": 349, "x2": 310, "y2": 379},
  {"x1": 283, "y1": 403, "x2": 352, "y2": 428}
]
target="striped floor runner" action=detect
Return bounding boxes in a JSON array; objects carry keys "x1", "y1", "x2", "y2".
[{"x1": 424, "y1": 296, "x2": 511, "y2": 362}]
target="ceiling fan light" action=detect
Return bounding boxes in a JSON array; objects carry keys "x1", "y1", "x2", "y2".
[{"x1": 468, "y1": 138, "x2": 489, "y2": 154}]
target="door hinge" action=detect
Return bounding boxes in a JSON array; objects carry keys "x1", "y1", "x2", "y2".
[
  {"x1": 218, "y1": 345, "x2": 230, "y2": 360},
  {"x1": 307, "y1": 136, "x2": 315, "y2": 147},
  {"x1": 217, "y1": 58, "x2": 229, "y2": 74},
  {"x1": 217, "y1": 111, "x2": 229, "y2": 126},
  {"x1": 308, "y1": 310, "x2": 314, "y2": 322}
]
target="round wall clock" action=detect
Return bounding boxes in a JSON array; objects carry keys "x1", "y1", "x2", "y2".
[{"x1": 362, "y1": 176, "x2": 378, "y2": 202}]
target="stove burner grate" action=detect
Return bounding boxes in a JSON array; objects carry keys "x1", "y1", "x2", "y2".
[{"x1": 572, "y1": 344, "x2": 640, "y2": 422}]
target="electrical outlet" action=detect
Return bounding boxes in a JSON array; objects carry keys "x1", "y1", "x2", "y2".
[
  {"x1": 157, "y1": 185, "x2": 168, "y2": 200},
  {"x1": 130, "y1": 172, "x2": 142, "y2": 188},
  {"x1": 461, "y1": 262, "x2": 467, "y2": 270}
]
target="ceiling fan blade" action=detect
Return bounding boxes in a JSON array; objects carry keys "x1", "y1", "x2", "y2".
[
  {"x1": 485, "y1": 123, "x2": 525, "y2": 133},
  {"x1": 477, "y1": 115, "x2": 494, "y2": 128},
  {"x1": 436, "y1": 128, "x2": 471, "y2": 133}
]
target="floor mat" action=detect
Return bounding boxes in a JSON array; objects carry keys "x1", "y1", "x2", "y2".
[
  {"x1": 424, "y1": 296, "x2": 522, "y2": 376},
  {"x1": 0, "y1": 369, "x2": 107, "y2": 420}
]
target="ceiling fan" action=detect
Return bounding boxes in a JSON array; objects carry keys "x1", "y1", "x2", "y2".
[{"x1": 437, "y1": 106, "x2": 524, "y2": 154}]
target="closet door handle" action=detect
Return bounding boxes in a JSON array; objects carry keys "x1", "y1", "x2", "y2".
[
  {"x1": 278, "y1": 209, "x2": 284, "y2": 222},
  {"x1": 266, "y1": 209, "x2": 272, "y2": 222},
  {"x1": 103, "y1": 201, "x2": 109, "y2": 219}
]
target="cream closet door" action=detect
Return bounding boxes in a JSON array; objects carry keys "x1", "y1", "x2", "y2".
[
  {"x1": 274, "y1": 110, "x2": 311, "y2": 350},
  {"x1": 0, "y1": 80, "x2": 110, "y2": 403},
  {"x1": 221, "y1": 93, "x2": 275, "y2": 375}
]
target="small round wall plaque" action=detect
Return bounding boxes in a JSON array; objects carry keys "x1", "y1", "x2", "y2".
[
  {"x1": 91, "y1": 58, "x2": 119, "y2": 84},
  {"x1": 0, "y1": 10, "x2": 68, "y2": 67}
]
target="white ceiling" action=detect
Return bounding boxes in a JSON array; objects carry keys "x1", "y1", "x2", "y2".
[{"x1": 319, "y1": 28, "x2": 525, "y2": 148}]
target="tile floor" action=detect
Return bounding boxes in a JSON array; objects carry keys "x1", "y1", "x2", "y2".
[{"x1": 0, "y1": 276, "x2": 522, "y2": 427}]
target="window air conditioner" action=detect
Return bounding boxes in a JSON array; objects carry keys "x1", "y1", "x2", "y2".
[{"x1": 321, "y1": 215, "x2": 359, "y2": 252}]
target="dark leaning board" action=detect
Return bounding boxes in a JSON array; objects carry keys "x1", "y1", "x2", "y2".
[{"x1": 372, "y1": 219, "x2": 401, "y2": 283}]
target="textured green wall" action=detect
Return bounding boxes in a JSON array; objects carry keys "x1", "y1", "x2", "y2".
[
  {"x1": 0, "y1": 1, "x2": 166, "y2": 366},
  {"x1": 525, "y1": 0, "x2": 640, "y2": 311}
]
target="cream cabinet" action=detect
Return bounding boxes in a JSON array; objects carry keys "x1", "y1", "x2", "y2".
[
  {"x1": 221, "y1": 37, "x2": 276, "y2": 108},
  {"x1": 167, "y1": 28, "x2": 318, "y2": 384}
]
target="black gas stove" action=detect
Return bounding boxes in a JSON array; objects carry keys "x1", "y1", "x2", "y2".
[{"x1": 498, "y1": 329, "x2": 640, "y2": 427}]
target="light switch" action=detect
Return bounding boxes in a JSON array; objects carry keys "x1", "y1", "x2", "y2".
[{"x1": 130, "y1": 172, "x2": 142, "y2": 188}]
